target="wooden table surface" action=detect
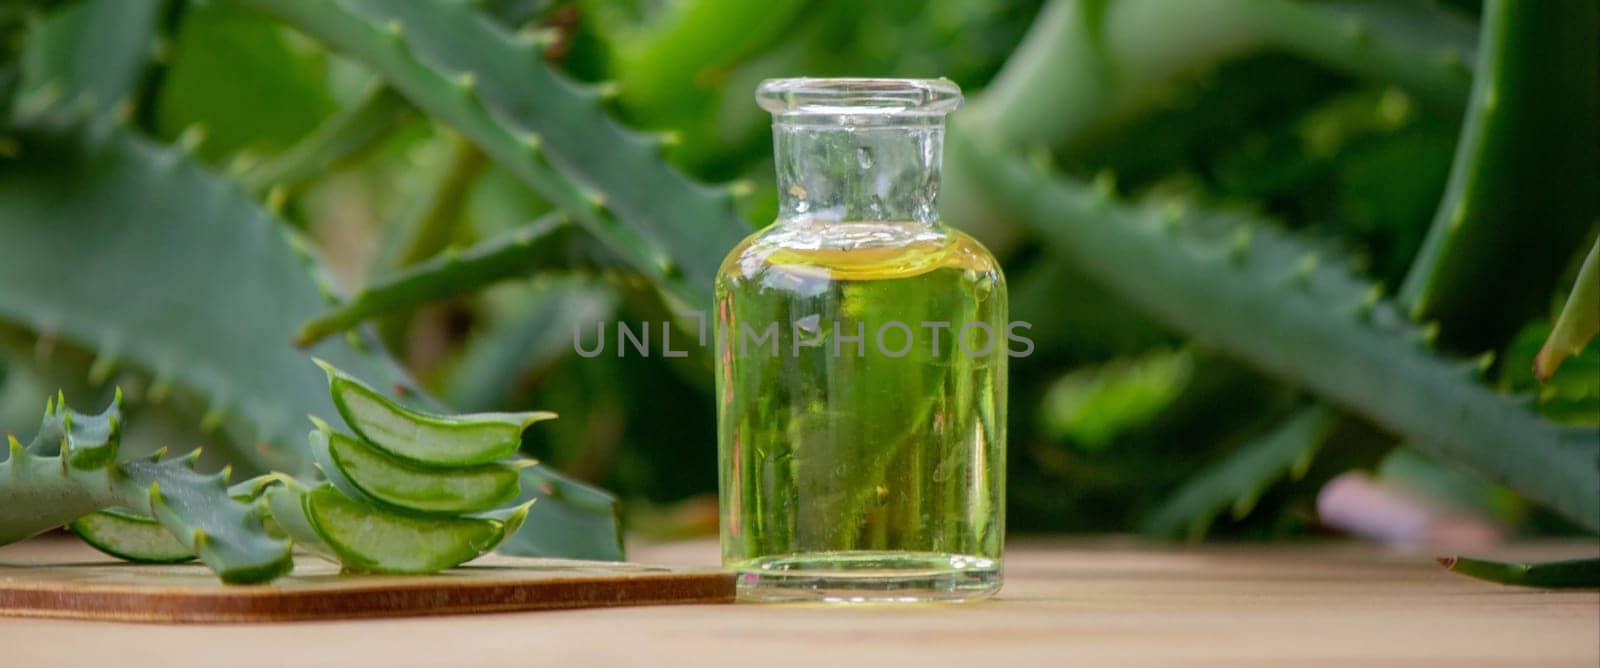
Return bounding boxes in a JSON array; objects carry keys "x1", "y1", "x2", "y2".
[{"x1": 2, "y1": 536, "x2": 1596, "y2": 667}]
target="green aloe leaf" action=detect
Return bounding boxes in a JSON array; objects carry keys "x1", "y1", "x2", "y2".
[
  {"x1": 318, "y1": 358, "x2": 555, "y2": 466},
  {"x1": 957, "y1": 133, "x2": 1600, "y2": 531},
  {"x1": 0, "y1": 393, "x2": 293, "y2": 583},
  {"x1": 1439, "y1": 555, "x2": 1600, "y2": 589},
  {"x1": 0, "y1": 118, "x2": 423, "y2": 475},
  {"x1": 70, "y1": 507, "x2": 195, "y2": 564},
  {"x1": 309, "y1": 421, "x2": 527, "y2": 515},
  {"x1": 297, "y1": 483, "x2": 530, "y2": 574},
  {"x1": 1400, "y1": 0, "x2": 1599, "y2": 348},
  {"x1": 230, "y1": 0, "x2": 751, "y2": 311},
  {"x1": 297, "y1": 214, "x2": 575, "y2": 346},
  {"x1": 11, "y1": 0, "x2": 162, "y2": 123},
  {"x1": 1144, "y1": 405, "x2": 1340, "y2": 540}
]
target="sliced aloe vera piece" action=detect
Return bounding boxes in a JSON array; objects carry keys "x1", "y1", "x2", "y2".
[
  {"x1": 70, "y1": 508, "x2": 195, "y2": 564},
  {"x1": 304, "y1": 485, "x2": 530, "y2": 574},
  {"x1": 308, "y1": 421, "x2": 526, "y2": 514},
  {"x1": 262, "y1": 481, "x2": 338, "y2": 561},
  {"x1": 316, "y1": 359, "x2": 555, "y2": 466}
]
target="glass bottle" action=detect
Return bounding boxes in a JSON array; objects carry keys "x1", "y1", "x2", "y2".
[{"x1": 715, "y1": 78, "x2": 1006, "y2": 601}]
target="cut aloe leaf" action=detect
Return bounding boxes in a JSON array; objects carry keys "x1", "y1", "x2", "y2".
[
  {"x1": 316, "y1": 359, "x2": 555, "y2": 466},
  {"x1": 308, "y1": 422, "x2": 526, "y2": 514},
  {"x1": 303, "y1": 484, "x2": 527, "y2": 574},
  {"x1": 262, "y1": 481, "x2": 337, "y2": 562},
  {"x1": 70, "y1": 509, "x2": 195, "y2": 564}
]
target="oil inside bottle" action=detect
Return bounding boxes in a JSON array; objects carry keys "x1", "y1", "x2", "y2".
[{"x1": 716, "y1": 218, "x2": 1006, "y2": 601}]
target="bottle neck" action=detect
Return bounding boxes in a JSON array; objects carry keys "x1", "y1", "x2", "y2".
[{"x1": 772, "y1": 118, "x2": 945, "y2": 226}]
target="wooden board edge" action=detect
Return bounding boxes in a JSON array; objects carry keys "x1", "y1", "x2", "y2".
[{"x1": 0, "y1": 572, "x2": 737, "y2": 623}]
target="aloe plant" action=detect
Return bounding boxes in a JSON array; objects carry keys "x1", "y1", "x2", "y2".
[
  {"x1": 1400, "y1": 0, "x2": 1599, "y2": 350},
  {"x1": 957, "y1": 133, "x2": 1599, "y2": 531},
  {"x1": 0, "y1": 118, "x2": 426, "y2": 474},
  {"x1": 0, "y1": 0, "x2": 1593, "y2": 574},
  {"x1": 0, "y1": 392, "x2": 293, "y2": 583},
  {"x1": 230, "y1": 0, "x2": 752, "y2": 312}
]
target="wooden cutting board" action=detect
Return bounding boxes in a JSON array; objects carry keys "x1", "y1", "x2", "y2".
[{"x1": 0, "y1": 538, "x2": 734, "y2": 623}]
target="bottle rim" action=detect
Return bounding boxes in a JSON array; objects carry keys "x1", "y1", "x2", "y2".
[{"x1": 756, "y1": 78, "x2": 963, "y2": 118}]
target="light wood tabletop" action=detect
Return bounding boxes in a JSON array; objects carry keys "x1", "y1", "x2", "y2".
[{"x1": 2, "y1": 536, "x2": 1595, "y2": 667}]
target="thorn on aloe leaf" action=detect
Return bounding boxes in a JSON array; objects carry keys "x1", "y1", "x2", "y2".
[
  {"x1": 148, "y1": 446, "x2": 168, "y2": 462},
  {"x1": 593, "y1": 81, "x2": 621, "y2": 102},
  {"x1": 383, "y1": 19, "x2": 404, "y2": 39},
  {"x1": 1291, "y1": 253, "x2": 1319, "y2": 288},
  {"x1": 1228, "y1": 227, "x2": 1251, "y2": 264},
  {"x1": 454, "y1": 72, "x2": 477, "y2": 94},
  {"x1": 87, "y1": 353, "x2": 119, "y2": 386},
  {"x1": 1160, "y1": 202, "x2": 1186, "y2": 234},
  {"x1": 515, "y1": 26, "x2": 560, "y2": 50},
  {"x1": 266, "y1": 186, "x2": 290, "y2": 214},
  {"x1": 1419, "y1": 321, "x2": 1441, "y2": 348},
  {"x1": 176, "y1": 124, "x2": 207, "y2": 155},
  {"x1": 1471, "y1": 351, "x2": 1496, "y2": 378},
  {"x1": 517, "y1": 132, "x2": 543, "y2": 154},
  {"x1": 728, "y1": 180, "x2": 756, "y2": 199},
  {"x1": 200, "y1": 404, "x2": 227, "y2": 434}
]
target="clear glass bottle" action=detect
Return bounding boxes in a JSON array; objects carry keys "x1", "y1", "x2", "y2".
[{"x1": 715, "y1": 78, "x2": 1006, "y2": 602}]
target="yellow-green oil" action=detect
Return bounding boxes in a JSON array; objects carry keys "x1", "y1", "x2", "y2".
[{"x1": 715, "y1": 220, "x2": 1005, "y2": 601}]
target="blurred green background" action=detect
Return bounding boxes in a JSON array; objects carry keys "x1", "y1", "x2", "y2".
[{"x1": 0, "y1": 0, "x2": 1595, "y2": 548}]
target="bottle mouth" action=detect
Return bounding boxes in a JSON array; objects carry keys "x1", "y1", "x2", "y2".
[{"x1": 757, "y1": 78, "x2": 962, "y2": 123}]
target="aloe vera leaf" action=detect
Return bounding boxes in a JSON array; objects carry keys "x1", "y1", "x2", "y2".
[
  {"x1": 499, "y1": 465, "x2": 624, "y2": 561},
  {"x1": 239, "y1": 84, "x2": 412, "y2": 195},
  {"x1": 1535, "y1": 240, "x2": 1600, "y2": 384},
  {"x1": 309, "y1": 423, "x2": 525, "y2": 515},
  {"x1": 303, "y1": 484, "x2": 526, "y2": 574},
  {"x1": 318, "y1": 358, "x2": 555, "y2": 466},
  {"x1": 1143, "y1": 405, "x2": 1340, "y2": 540},
  {"x1": 957, "y1": 133, "x2": 1600, "y2": 531},
  {"x1": 231, "y1": 0, "x2": 751, "y2": 311},
  {"x1": 261, "y1": 481, "x2": 337, "y2": 560},
  {"x1": 10, "y1": 0, "x2": 162, "y2": 123},
  {"x1": 949, "y1": 0, "x2": 1475, "y2": 249},
  {"x1": 1400, "y1": 0, "x2": 1599, "y2": 349},
  {"x1": 0, "y1": 394, "x2": 293, "y2": 583},
  {"x1": 70, "y1": 508, "x2": 195, "y2": 564},
  {"x1": 0, "y1": 118, "x2": 423, "y2": 475},
  {"x1": 297, "y1": 214, "x2": 572, "y2": 346},
  {"x1": 1439, "y1": 555, "x2": 1600, "y2": 589}
]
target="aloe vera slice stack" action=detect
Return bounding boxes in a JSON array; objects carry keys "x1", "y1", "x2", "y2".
[{"x1": 250, "y1": 360, "x2": 550, "y2": 573}]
